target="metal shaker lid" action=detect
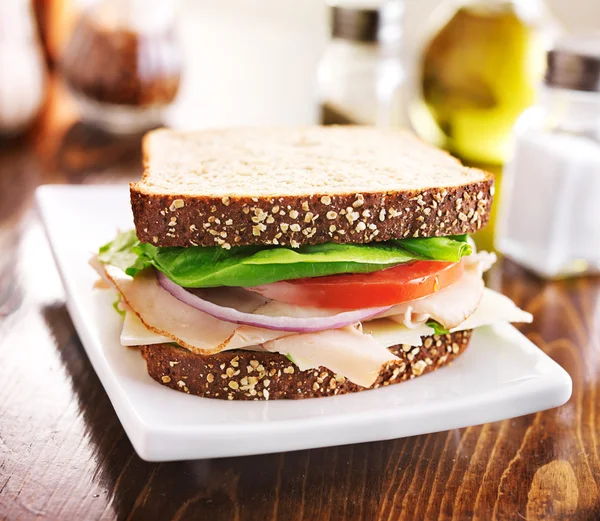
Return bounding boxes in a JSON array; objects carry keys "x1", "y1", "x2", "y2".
[
  {"x1": 331, "y1": 5, "x2": 380, "y2": 43},
  {"x1": 545, "y1": 34, "x2": 600, "y2": 92}
]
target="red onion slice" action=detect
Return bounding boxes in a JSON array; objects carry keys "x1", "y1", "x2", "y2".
[{"x1": 156, "y1": 271, "x2": 391, "y2": 333}]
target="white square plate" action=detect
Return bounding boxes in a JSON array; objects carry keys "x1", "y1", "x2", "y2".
[{"x1": 36, "y1": 185, "x2": 572, "y2": 462}]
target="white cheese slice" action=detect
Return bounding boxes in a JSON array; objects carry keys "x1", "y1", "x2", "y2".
[
  {"x1": 363, "y1": 319, "x2": 432, "y2": 347},
  {"x1": 121, "y1": 310, "x2": 170, "y2": 346},
  {"x1": 263, "y1": 327, "x2": 399, "y2": 388}
]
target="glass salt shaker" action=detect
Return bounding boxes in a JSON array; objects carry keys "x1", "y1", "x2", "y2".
[
  {"x1": 318, "y1": 1, "x2": 407, "y2": 128},
  {"x1": 61, "y1": 0, "x2": 182, "y2": 134},
  {"x1": 496, "y1": 34, "x2": 600, "y2": 278}
]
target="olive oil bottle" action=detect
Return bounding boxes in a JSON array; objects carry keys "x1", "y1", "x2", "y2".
[{"x1": 411, "y1": 0, "x2": 556, "y2": 165}]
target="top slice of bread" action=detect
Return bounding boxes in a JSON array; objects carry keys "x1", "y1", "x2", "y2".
[{"x1": 131, "y1": 126, "x2": 494, "y2": 248}]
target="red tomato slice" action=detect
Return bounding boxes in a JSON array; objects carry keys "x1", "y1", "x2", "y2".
[{"x1": 247, "y1": 261, "x2": 464, "y2": 310}]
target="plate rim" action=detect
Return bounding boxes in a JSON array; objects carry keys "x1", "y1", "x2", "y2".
[{"x1": 35, "y1": 184, "x2": 573, "y2": 461}]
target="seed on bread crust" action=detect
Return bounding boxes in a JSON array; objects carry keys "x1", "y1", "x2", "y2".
[
  {"x1": 131, "y1": 127, "x2": 493, "y2": 248},
  {"x1": 141, "y1": 330, "x2": 472, "y2": 400},
  {"x1": 132, "y1": 183, "x2": 492, "y2": 249}
]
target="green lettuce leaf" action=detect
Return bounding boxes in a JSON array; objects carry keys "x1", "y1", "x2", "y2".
[
  {"x1": 97, "y1": 229, "x2": 140, "y2": 271},
  {"x1": 395, "y1": 235, "x2": 471, "y2": 262},
  {"x1": 112, "y1": 295, "x2": 126, "y2": 320},
  {"x1": 426, "y1": 320, "x2": 450, "y2": 335},
  {"x1": 97, "y1": 231, "x2": 471, "y2": 288}
]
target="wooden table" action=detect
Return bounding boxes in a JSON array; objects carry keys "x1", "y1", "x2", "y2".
[{"x1": 1, "y1": 89, "x2": 599, "y2": 521}]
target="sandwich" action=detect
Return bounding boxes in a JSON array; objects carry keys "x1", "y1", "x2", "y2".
[{"x1": 92, "y1": 126, "x2": 532, "y2": 400}]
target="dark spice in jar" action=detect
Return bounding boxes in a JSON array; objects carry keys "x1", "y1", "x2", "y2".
[{"x1": 61, "y1": 16, "x2": 181, "y2": 107}]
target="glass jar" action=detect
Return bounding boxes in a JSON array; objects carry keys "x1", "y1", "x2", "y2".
[
  {"x1": 318, "y1": 1, "x2": 407, "y2": 127},
  {"x1": 61, "y1": 0, "x2": 182, "y2": 134},
  {"x1": 0, "y1": 0, "x2": 47, "y2": 135},
  {"x1": 496, "y1": 35, "x2": 600, "y2": 278},
  {"x1": 410, "y1": 0, "x2": 557, "y2": 165}
]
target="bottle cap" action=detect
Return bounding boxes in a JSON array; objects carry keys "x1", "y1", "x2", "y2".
[
  {"x1": 545, "y1": 34, "x2": 600, "y2": 92},
  {"x1": 331, "y1": 5, "x2": 379, "y2": 42}
]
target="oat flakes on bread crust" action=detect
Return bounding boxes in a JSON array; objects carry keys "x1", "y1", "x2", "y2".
[
  {"x1": 141, "y1": 329, "x2": 472, "y2": 400},
  {"x1": 131, "y1": 127, "x2": 494, "y2": 248}
]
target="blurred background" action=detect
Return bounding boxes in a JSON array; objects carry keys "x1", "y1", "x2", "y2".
[
  {"x1": 25, "y1": 0, "x2": 600, "y2": 128},
  {"x1": 1, "y1": 0, "x2": 599, "y2": 277},
  {"x1": 170, "y1": 0, "x2": 599, "y2": 130}
]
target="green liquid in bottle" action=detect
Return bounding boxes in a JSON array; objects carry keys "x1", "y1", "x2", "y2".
[{"x1": 413, "y1": 2, "x2": 547, "y2": 165}]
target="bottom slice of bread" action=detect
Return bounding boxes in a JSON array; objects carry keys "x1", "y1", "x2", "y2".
[{"x1": 140, "y1": 330, "x2": 472, "y2": 400}]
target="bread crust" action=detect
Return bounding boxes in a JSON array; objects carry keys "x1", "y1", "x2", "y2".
[
  {"x1": 140, "y1": 329, "x2": 472, "y2": 400},
  {"x1": 131, "y1": 183, "x2": 493, "y2": 248},
  {"x1": 131, "y1": 126, "x2": 494, "y2": 248}
]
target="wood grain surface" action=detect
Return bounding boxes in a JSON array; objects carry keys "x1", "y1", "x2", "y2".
[{"x1": 1, "y1": 84, "x2": 599, "y2": 521}]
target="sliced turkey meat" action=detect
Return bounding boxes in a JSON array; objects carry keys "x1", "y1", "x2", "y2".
[
  {"x1": 263, "y1": 326, "x2": 399, "y2": 388},
  {"x1": 380, "y1": 251, "x2": 494, "y2": 329},
  {"x1": 102, "y1": 264, "x2": 292, "y2": 354},
  {"x1": 96, "y1": 251, "x2": 507, "y2": 358}
]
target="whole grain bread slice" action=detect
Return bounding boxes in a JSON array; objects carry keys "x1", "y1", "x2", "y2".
[
  {"x1": 131, "y1": 127, "x2": 494, "y2": 248},
  {"x1": 140, "y1": 329, "x2": 472, "y2": 400}
]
